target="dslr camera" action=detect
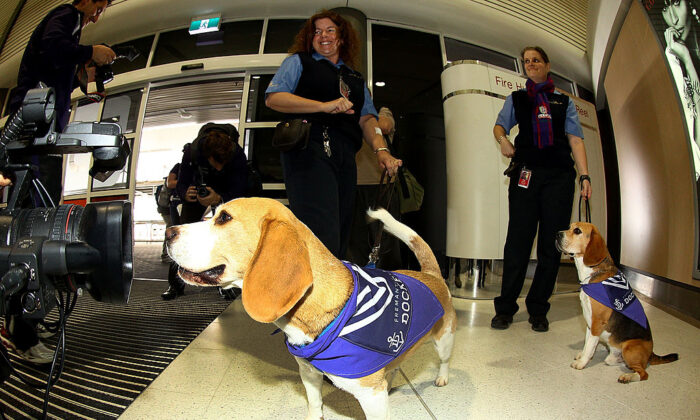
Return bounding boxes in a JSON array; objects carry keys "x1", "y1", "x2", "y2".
[
  {"x1": 80, "y1": 44, "x2": 140, "y2": 102},
  {"x1": 0, "y1": 85, "x2": 133, "y2": 321},
  {"x1": 196, "y1": 184, "x2": 209, "y2": 198}
]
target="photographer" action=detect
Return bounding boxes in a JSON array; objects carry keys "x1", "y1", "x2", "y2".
[
  {"x1": 162, "y1": 123, "x2": 247, "y2": 300},
  {"x1": 1, "y1": 0, "x2": 115, "y2": 365}
]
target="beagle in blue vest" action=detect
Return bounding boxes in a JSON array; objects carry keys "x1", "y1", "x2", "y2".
[
  {"x1": 165, "y1": 197, "x2": 456, "y2": 419},
  {"x1": 556, "y1": 222, "x2": 678, "y2": 383}
]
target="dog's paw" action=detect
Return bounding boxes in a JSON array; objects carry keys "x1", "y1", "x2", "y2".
[
  {"x1": 434, "y1": 376, "x2": 448, "y2": 387},
  {"x1": 574, "y1": 352, "x2": 582, "y2": 361},
  {"x1": 617, "y1": 373, "x2": 640, "y2": 384},
  {"x1": 571, "y1": 359, "x2": 588, "y2": 370}
]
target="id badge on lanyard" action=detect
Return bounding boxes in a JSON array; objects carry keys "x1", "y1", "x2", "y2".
[
  {"x1": 518, "y1": 167, "x2": 532, "y2": 189},
  {"x1": 339, "y1": 75, "x2": 351, "y2": 100}
]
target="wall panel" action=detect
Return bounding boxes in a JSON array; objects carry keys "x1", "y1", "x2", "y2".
[{"x1": 604, "y1": 0, "x2": 698, "y2": 287}]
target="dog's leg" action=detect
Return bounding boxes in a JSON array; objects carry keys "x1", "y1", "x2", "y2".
[
  {"x1": 618, "y1": 340, "x2": 650, "y2": 383},
  {"x1": 571, "y1": 327, "x2": 599, "y2": 369},
  {"x1": 295, "y1": 357, "x2": 324, "y2": 420},
  {"x1": 355, "y1": 388, "x2": 390, "y2": 420},
  {"x1": 386, "y1": 368, "x2": 398, "y2": 391},
  {"x1": 604, "y1": 346, "x2": 624, "y2": 366},
  {"x1": 433, "y1": 327, "x2": 454, "y2": 386}
]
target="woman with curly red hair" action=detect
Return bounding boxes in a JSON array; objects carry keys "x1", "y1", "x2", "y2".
[{"x1": 265, "y1": 10, "x2": 402, "y2": 258}]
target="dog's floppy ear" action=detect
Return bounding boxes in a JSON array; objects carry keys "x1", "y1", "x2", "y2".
[
  {"x1": 583, "y1": 226, "x2": 608, "y2": 266},
  {"x1": 242, "y1": 217, "x2": 313, "y2": 323}
]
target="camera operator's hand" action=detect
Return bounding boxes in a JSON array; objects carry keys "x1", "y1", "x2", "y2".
[
  {"x1": 197, "y1": 187, "x2": 222, "y2": 208},
  {"x1": 184, "y1": 186, "x2": 199, "y2": 203},
  {"x1": 0, "y1": 174, "x2": 12, "y2": 187},
  {"x1": 92, "y1": 45, "x2": 116, "y2": 66}
]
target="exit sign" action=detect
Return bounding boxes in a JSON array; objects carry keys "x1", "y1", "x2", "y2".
[{"x1": 189, "y1": 15, "x2": 221, "y2": 35}]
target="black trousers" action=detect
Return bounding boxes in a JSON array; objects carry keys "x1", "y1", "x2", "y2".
[
  {"x1": 281, "y1": 130, "x2": 357, "y2": 259},
  {"x1": 494, "y1": 166, "x2": 575, "y2": 317},
  {"x1": 345, "y1": 184, "x2": 403, "y2": 270}
]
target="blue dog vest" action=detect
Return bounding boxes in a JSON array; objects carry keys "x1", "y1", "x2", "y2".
[
  {"x1": 581, "y1": 271, "x2": 648, "y2": 329},
  {"x1": 285, "y1": 262, "x2": 444, "y2": 378}
]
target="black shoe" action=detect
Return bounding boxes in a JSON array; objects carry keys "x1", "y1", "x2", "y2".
[
  {"x1": 528, "y1": 316, "x2": 549, "y2": 332},
  {"x1": 490, "y1": 314, "x2": 513, "y2": 330},
  {"x1": 161, "y1": 285, "x2": 184, "y2": 300}
]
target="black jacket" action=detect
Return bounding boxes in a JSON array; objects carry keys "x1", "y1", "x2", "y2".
[{"x1": 9, "y1": 4, "x2": 93, "y2": 132}]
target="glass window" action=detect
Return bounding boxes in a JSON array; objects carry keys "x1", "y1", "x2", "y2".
[
  {"x1": 372, "y1": 25, "x2": 443, "y2": 120},
  {"x1": 138, "y1": 78, "x2": 243, "y2": 186},
  {"x1": 264, "y1": 19, "x2": 306, "y2": 53},
  {"x1": 246, "y1": 74, "x2": 285, "y2": 122},
  {"x1": 151, "y1": 20, "x2": 263, "y2": 66},
  {"x1": 110, "y1": 35, "x2": 155, "y2": 75},
  {"x1": 101, "y1": 89, "x2": 143, "y2": 134},
  {"x1": 444, "y1": 38, "x2": 517, "y2": 71},
  {"x1": 550, "y1": 72, "x2": 574, "y2": 94},
  {"x1": 245, "y1": 128, "x2": 283, "y2": 183},
  {"x1": 64, "y1": 100, "x2": 101, "y2": 196}
]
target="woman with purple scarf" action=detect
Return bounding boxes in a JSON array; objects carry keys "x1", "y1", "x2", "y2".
[{"x1": 490, "y1": 46, "x2": 592, "y2": 332}]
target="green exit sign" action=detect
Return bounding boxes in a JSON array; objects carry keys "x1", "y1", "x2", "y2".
[{"x1": 189, "y1": 15, "x2": 221, "y2": 35}]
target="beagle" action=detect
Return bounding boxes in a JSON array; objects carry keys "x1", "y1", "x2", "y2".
[
  {"x1": 556, "y1": 222, "x2": 678, "y2": 383},
  {"x1": 165, "y1": 198, "x2": 456, "y2": 419}
]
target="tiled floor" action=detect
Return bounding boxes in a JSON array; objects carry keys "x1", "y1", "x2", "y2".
[{"x1": 120, "y1": 281, "x2": 700, "y2": 419}]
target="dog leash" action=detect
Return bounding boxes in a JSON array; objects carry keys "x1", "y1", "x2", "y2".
[
  {"x1": 367, "y1": 170, "x2": 396, "y2": 267},
  {"x1": 578, "y1": 187, "x2": 591, "y2": 222}
]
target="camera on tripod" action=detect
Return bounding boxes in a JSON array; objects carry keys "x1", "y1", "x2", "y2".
[{"x1": 0, "y1": 85, "x2": 134, "y2": 320}]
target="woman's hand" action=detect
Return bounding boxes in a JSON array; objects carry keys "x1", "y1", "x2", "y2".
[
  {"x1": 665, "y1": 27, "x2": 691, "y2": 64},
  {"x1": 321, "y1": 97, "x2": 355, "y2": 114},
  {"x1": 376, "y1": 150, "x2": 402, "y2": 177},
  {"x1": 500, "y1": 138, "x2": 515, "y2": 158},
  {"x1": 580, "y1": 179, "x2": 592, "y2": 200}
]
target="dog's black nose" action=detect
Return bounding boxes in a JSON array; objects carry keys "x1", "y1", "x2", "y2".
[{"x1": 165, "y1": 227, "x2": 178, "y2": 242}]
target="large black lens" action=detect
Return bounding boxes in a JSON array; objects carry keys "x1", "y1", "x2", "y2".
[{"x1": 0, "y1": 201, "x2": 133, "y2": 304}]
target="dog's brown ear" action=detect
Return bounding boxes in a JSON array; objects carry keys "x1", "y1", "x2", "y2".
[
  {"x1": 583, "y1": 227, "x2": 608, "y2": 266},
  {"x1": 242, "y1": 218, "x2": 313, "y2": 323}
]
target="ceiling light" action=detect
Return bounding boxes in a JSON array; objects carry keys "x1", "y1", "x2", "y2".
[{"x1": 375, "y1": 81, "x2": 386, "y2": 87}]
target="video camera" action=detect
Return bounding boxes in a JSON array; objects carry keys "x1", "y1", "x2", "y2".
[{"x1": 0, "y1": 85, "x2": 133, "y2": 321}]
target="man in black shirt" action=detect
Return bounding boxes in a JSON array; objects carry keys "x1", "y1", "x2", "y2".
[
  {"x1": 162, "y1": 123, "x2": 248, "y2": 300},
  {"x1": 1, "y1": 0, "x2": 115, "y2": 365}
]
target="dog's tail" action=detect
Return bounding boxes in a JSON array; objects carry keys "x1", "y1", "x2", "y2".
[
  {"x1": 366, "y1": 208, "x2": 441, "y2": 278},
  {"x1": 649, "y1": 352, "x2": 679, "y2": 365}
]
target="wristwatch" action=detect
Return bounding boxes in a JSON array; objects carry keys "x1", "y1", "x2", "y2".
[{"x1": 579, "y1": 175, "x2": 591, "y2": 184}]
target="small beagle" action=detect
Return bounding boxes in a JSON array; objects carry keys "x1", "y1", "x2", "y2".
[
  {"x1": 556, "y1": 222, "x2": 678, "y2": 383},
  {"x1": 165, "y1": 198, "x2": 456, "y2": 419}
]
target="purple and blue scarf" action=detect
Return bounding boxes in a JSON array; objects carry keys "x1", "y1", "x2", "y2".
[
  {"x1": 581, "y1": 271, "x2": 648, "y2": 329},
  {"x1": 526, "y1": 77, "x2": 555, "y2": 149},
  {"x1": 285, "y1": 262, "x2": 444, "y2": 378}
]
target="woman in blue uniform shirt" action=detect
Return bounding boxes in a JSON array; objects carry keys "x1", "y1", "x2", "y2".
[
  {"x1": 265, "y1": 10, "x2": 402, "y2": 258},
  {"x1": 491, "y1": 46, "x2": 592, "y2": 332}
]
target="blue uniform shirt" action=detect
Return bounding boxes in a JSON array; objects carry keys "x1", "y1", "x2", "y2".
[
  {"x1": 496, "y1": 90, "x2": 584, "y2": 138},
  {"x1": 266, "y1": 52, "x2": 378, "y2": 118}
]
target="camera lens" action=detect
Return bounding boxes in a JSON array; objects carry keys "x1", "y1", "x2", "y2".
[
  {"x1": 197, "y1": 185, "x2": 208, "y2": 197},
  {"x1": 0, "y1": 201, "x2": 133, "y2": 304}
]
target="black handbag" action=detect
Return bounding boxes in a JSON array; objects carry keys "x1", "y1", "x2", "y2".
[{"x1": 272, "y1": 119, "x2": 311, "y2": 152}]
